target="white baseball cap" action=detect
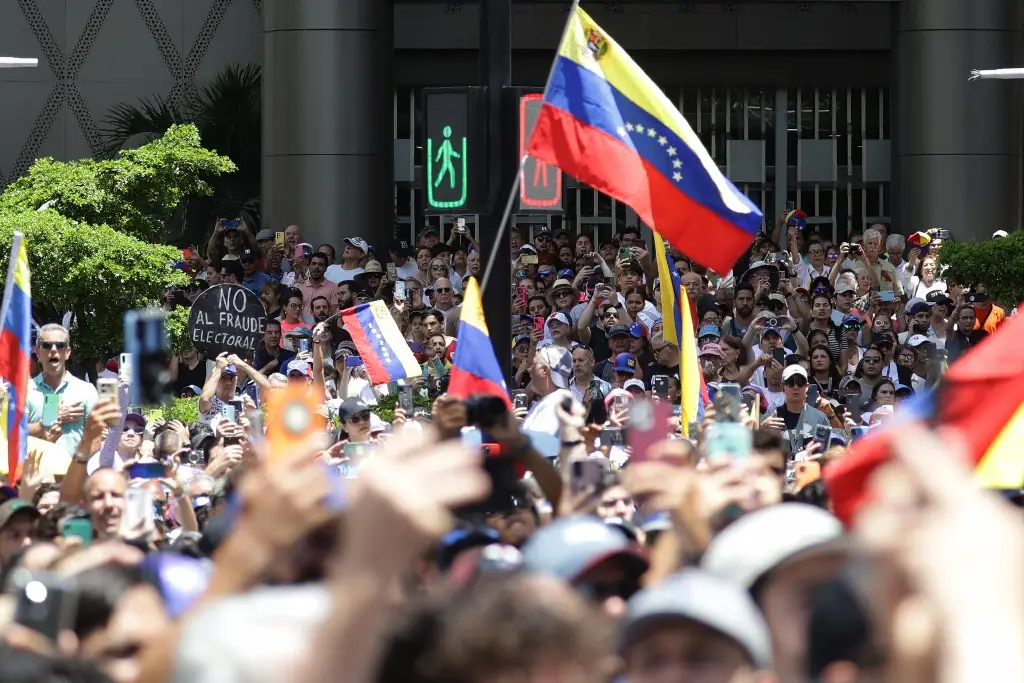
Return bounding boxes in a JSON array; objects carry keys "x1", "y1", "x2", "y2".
[{"x1": 782, "y1": 364, "x2": 808, "y2": 382}]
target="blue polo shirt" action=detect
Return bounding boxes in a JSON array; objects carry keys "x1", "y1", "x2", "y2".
[
  {"x1": 26, "y1": 372, "x2": 98, "y2": 455},
  {"x1": 242, "y1": 270, "x2": 271, "y2": 294}
]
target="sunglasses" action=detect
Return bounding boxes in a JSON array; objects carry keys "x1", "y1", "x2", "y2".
[
  {"x1": 862, "y1": 356, "x2": 883, "y2": 363},
  {"x1": 574, "y1": 578, "x2": 639, "y2": 602},
  {"x1": 38, "y1": 341, "x2": 68, "y2": 350},
  {"x1": 784, "y1": 379, "x2": 808, "y2": 388},
  {"x1": 123, "y1": 426, "x2": 145, "y2": 435},
  {"x1": 431, "y1": 265, "x2": 447, "y2": 271},
  {"x1": 435, "y1": 287, "x2": 452, "y2": 293},
  {"x1": 347, "y1": 411, "x2": 371, "y2": 423}
]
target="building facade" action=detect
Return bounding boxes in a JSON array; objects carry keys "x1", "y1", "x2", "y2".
[{"x1": 0, "y1": 0, "x2": 1019, "y2": 250}]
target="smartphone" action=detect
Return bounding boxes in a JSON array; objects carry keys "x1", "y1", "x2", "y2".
[
  {"x1": 785, "y1": 200, "x2": 795, "y2": 212},
  {"x1": 687, "y1": 420, "x2": 700, "y2": 439},
  {"x1": 772, "y1": 347, "x2": 786, "y2": 366},
  {"x1": 61, "y1": 517, "x2": 93, "y2": 546},
  {"x1": 123, "y1": 309, "x2": 170, "y2": 406},
  {"x1": 229, "y1": 399, "x2": 245, "y2": 416},
  {"x1": 341, "y1": 443, "x2": 373, "y2": 478},
  {"x1": 705, "y1": 422, "x2": 752, "y2": 463},
  {"x1": 627, "y1": 399, "x2": 669, "y2": 464},
  {"x1": 604, "y1": 276, "x2": 616, "y2": 290},
  {"x1": 220, "y1": 404, "x2": 236, "y2": 423},
  {"x1": 394, "y1": 280, "x2": 407, "y2": 301},
  {"x1": 521, "y1": 254, "x2": 539, "y2": 265},
  {"x1": 806, "y1": 383, "x2": 819, "y2": 407},
  {"x1": 618, "y1": 245, "x2": 632, "y2": 264},
  {"x1": 599, "y1": 427, "x2": 625, "y2": 448},
  {"x1": 589, "y1": 378, "x2": 605, "y2": 401},
  {"x1": 122, "y1": 487, "x2": 154, "y2": 536},
  {"x1": 119, "y1": 352, "x2": 132, "y2": 384},
  {"x1": 42, "y1": 394, "x2": 59, "y2": 427},
  {"x1": 127, "y1": 462, "x2": 165, "y2": 480},
  {"x1": 386, "y1": 262, "x2": 397, "y2": 279},
  {"x1": 275, "y1": 231, "x2": 285, "y2": 249},
  {"x1": 399, "y1": 384, "x2": 414, "y2": 413},
  {"x1": 570, "y1": 459, "x2": 607, "y2": 497},
  {"x1": 266, "y1": 384, "x2": 326, "y2": 466},
  {"x1": 511, "y1": 390, "x2": 529, "y2": 411},
  {"x1": 456, "y1": 217, "x2": 467, "y2": 233},
  {"x1": 879, "y1": 291, "x2": 896, "y2": 303},
  {"x1": 299, "y1": 338, "x2": 310, "y2": 354},
  {"x1": 936, "y1": 229, "x2": 951, "y2": 240},
  {"x1": 740, "y1": 391, "x2": 760, "y2": 425},
  {"x1": 715, "y1": 382, "x2": 742, "y2": 423},
  {"x1": 788, "y1": 428, "x2": 804, "y2": 456},
  {"x1": 294, "y1": 245, "x2": 306, "y2": 261},
  {"x1": 651, "y1": 375, "x2": 669, "y2": 400},
  {"x1": 613, "y1": 393, "x2": 631, "y2": 412},
  {"x1": 533, "y1": 316, "x2": 545, "y2": 331},
  {"x1": 812, "y1": 424, "x2": 832, "y2": 452},
  {"x1": 13, "y1": 572, "x2": 77, "y2": 643}
]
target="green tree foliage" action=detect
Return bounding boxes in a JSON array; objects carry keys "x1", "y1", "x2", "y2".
[
  {"x1": 141, "y1": 397, "x2": 200, "y2": 426},
  {"x1": 940, "y1": 234, "x2": 1024, "y2": 308},
  {"x1": 0, "y1": 125, "x2": 235, "y2": 242},
  {"x1": 0, "y1": 125, "x2": 234, "y2": 372},
  {"x1": 165, "y1": 305, "x2": 193, "y2": 357}
]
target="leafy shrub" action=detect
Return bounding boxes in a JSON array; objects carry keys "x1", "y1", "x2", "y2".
[{"x1": 940, "y1": 234, "x2": 1024, "y2": 308}]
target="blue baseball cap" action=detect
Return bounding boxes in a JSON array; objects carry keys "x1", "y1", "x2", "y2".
[
  {"x1": 697, "y1": 324, "x2": 722, "y2": 339},
  {"x1": 221, "y1": 364, "x2": 238, "y2": 376},
  {"x1": 284, "y1": 359, "x2": 309, "y2": 376},
  {"x1": 557, "y1": 268, "x2": 574, "y2": 279},
  {"x1": 628, "y1": 322, "x2": 645, "y2": 338},
  {"x1": 512, "y1": 333, "x2": 530, "y2": 349},
  {"x1": 614, "y1": 353, "x2": 638, "y2": 374}
]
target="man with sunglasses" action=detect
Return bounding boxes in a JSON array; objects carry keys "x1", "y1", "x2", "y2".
[
  {"x1": 777, "y1": 365, "x2": 830, "y2": 447},
  {"x1": 856, "y1": 346, "x2": 887, "y2": 405},
  {"x1": 27, "y1": 323, "x2": 98, "y2": 456}
]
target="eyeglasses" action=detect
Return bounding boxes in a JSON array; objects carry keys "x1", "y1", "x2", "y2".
[
  {"x1": 435, "y1": 287, "x2": 452, "y2": 293},
  {"x1": 783, "y1": 378, "x2": 808, "y2": 388},
  {"x1": 653, "y1": 345, "x2": 669, "y2": 353},
  {"x1": 809, "y1": 249, "x2": 825, "y2": 255},
  {"x1": 38, "y1": 341, "x2": 68, "y2": 350},
  {"x1": 347, "y1": 411, "x2": 371, "y2": 423}
]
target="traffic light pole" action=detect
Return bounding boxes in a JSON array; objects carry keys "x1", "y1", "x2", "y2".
[{"x1": 479, "y1": 0, "x2": 515, "y2": 383}]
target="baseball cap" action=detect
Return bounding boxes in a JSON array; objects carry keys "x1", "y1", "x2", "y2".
[
  {"x1": 240, "y1": 249, "x2": 258, "y2": 263},
  {"x1": 0, "y1": 499, "x2": 40, "y2": 532},
  {"x1": 623, "y1": 378, "x2": 646, "y2": 393},
  {"x1": 760, "y1": 327, "x2": 782, "y2": 340},
  {"x1": 343, "y1": 237, "x2": 369, "y2": 254},
  {"x1": 124, "y1": 412, "x2": 147, "y2": 428},
  {"x1": 701, "y1": 503, "x2": 844, "y2": 590},
  {"x1": 907, "y1": 301, "x2": 932, "y2": 316},
  {"x1": 522, "y1": 515, "x2": 648, "y2": 582},
  {"x1": 183, "y1": 384, "x2": 202, "y2": 396},
  {"x1": 519, "y1": 244, "x2": 538, "y2": 255},
  {"x1": 782, "y1": 364, "x2": 808, "y2": 382},
  {"x1": 337, "y1": 397, "x2": 371, "y2": 422},
  {"x1": 834, "y1": 279, "x2": 857, "y2": 295},
  {"x1": 621, "y1": 569, "x2": 773, "y2": 669},
  {"x1": 906, "y1": 334, "x2": 933, "y2": 348},
  {"x1": 838, "y1": 375, "x2": 862, "y2": 392},
  {"x1": 512, "y1": 333, "x2": 530, "y2": 349},
  {"x1": 284, "y1": 359, "x2": 310, "y2": 376},
  {"x1": 535, "y1": 226, "x2": 552, "y2": 237},
  {"x1": 190, "y1": 427, "x2": 216, "y2": 451},
  {"x1": 607, "y1": 323, "x2": 631, "y2": 338},
  {"x1": 536, "y1": 346, "x2": 572, "y2": 390},
  {"x1": 925, "y1": 290, "x2": 954, "y2": 307},
  {"x1": 767, "y1": 293, "x2": 787, "y2": 306},
  {"x1": 613, "y1": 353, "x2": 638, "y2": 374},
  {"x1": 628, "y1": 322, "x2": 645, "y2": 338},
  {"x1": 697, "y1": 324, "x2": 721, "y2": 340},
  {"x1": 255, "y1": 229, "x2": 275, "y2": 241},
  {"x1": 993, "y1": 229, "x2": 1009, "y2": 239},
  {"x1": 698, "y1": 343, "x2": 723, "y2": 358},
  {"x1": 390, "y1": 239, "x2": 413, "y2": 257},
  {"x1": 221, "y1": 364, "x2": 238, "y2": 377},
  {"x1": 546, "y1": 312, "x2": 570, "y2": 327},
  {"x1": 967, "y1": 291, "x2": 990, "y2": 304}
]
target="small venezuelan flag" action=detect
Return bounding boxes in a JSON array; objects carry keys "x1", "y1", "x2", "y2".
[
  {"x1": 0, "y1": 234, "x2": 32, "y2": 481},
  {"x1": 825, "y1": 310, "x2": 1024, "y2": 526},
  {"x1": 527, "y1": 5, "x2": 763, "y2": 273},
  {"x1": 340, "y1": 301, "x2": 421, "y2": 386},
  {"x1": 654, "y1": 237, "x2": 707, "y2": 436},
  {"x1": 448, "y1": 277, "x2": 512, "y2": 408}
]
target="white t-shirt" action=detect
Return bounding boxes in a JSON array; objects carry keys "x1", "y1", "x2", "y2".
[
  {"x1": 395, "y1": 260, "x2": 419, "y2": 280},
  {"x1": 199, "y1": 395, "x2": 227, "y2": 426},
  {"x1": 521, "y1": 389, "x2": 572, "y2": 434},
  {"x1": 325, "y1": 265, "x2": 364, "y2": 284}
]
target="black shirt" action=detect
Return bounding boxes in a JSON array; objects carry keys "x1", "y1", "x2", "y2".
[
  {"x1": 776, "y1": 404, "x2": 802, "y2": 432},
  {"x1": 254, "y1": 344, "x2": 295, "y2": 375},
  {"x1": 173, "y1": 360, "x2": 207, "y2": 395}
]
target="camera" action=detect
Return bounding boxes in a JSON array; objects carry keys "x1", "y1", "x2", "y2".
[
  {"x1": 765, "y1": 317, "x2": 778, "y2": 328},
  {"x1": 850, "y1": 244, "x2": 863, "y2": 255},
  {"x1": 465, "y1": 394, "x2": 508, "y2": 429}
]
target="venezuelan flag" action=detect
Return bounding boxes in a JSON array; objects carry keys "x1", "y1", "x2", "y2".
[
  {"x1": 340, "y1": 301, "x2": 421, "y2": 386},
  {"x1": 653, "y1": 236, "x2": 707, "y2": 436},
  {"x1": 0, "y1": 234, "x2": 31, "y2": 480},
  {"x1": 448, "y1": 277, "x2": 512, "y2": 407},
  {"x1": 825, "y1": 310, "x2": 1024, "y2": 526},
  {"x1": 527, "y1": 6, "x2": 762, "y2": 274}
]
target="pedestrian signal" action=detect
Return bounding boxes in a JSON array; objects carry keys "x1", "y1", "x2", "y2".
[
  {"x1": 519, "y1": 93, "x2": 563, "y2": 212},
  {"x1": 424, "y1": 88, "x2": 485, "y2": 214}
]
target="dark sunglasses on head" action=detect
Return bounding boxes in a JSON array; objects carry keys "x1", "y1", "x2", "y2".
[{"x1": 38, "y1": 341, "x2": 68, "y2": 351}]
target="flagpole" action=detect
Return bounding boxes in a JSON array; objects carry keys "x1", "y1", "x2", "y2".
[
  {"x1": 480, "y1": 0, "x2": 580, "y2": 292},
  {"x1": 0, "y1": 233, "x2": 24, "y2": 333}
]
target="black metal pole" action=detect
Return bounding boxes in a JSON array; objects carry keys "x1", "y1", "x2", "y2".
[{"x1": 479, "y1": 0, "x2": 514, "y2": 383}]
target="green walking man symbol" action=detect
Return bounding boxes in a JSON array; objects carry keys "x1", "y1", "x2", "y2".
[{"x1": 434, "y1": 125, "x2": 461, "y2": 189}]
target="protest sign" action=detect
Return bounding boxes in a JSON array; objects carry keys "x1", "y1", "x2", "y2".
[{"x1": 187, "y1": 284, "x2": 266, "y2": 358}]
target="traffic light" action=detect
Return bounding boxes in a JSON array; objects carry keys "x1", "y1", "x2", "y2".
[
  {"x1": 518, "y1": 92, "x2": 563, "y2": 213},
  {"x1": 423, "y1": 87, "x2": 486, "y2": 214}
]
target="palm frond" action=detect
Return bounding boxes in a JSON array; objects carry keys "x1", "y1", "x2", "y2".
[{"x1": 98, "y1": 95, "x2": 187, "y2": 158}]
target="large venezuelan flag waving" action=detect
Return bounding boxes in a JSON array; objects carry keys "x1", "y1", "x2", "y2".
[
  {"x1": 0, "y1": 234, "x2": 32, "y2": 481},
  {"x1": 825, "y1": 309, "x2": 1024, "y2": 526},
  {"x1": 448, "y1": 277, "x2": 512, "y2": 408},
  {"x1": 527, "y1": 6, "x2": 763, "y2": 274},
  {"x1": 340, "y1": 301, "x2": 421, "y2": 386}
]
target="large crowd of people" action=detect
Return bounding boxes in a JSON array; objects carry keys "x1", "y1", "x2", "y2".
[{"x1": 0, "y1": 212, "x2": 1018, "y2": 683}]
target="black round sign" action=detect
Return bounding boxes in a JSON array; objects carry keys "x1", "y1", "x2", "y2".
[{"x1": 187, "y1": 284, "x2": 267, "y2": 359}]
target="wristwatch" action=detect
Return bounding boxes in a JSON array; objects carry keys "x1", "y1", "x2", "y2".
[{"x1": 72, "y1": 449, "x2": 91, "y2": 465}]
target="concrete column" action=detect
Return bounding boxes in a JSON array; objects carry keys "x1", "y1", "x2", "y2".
[
  {"x1": 263, "y1": 0, "x2": 394, "y2": 250},
  {"x1": 894, "y1": 0, "x2": 1022, "y2": 240}
]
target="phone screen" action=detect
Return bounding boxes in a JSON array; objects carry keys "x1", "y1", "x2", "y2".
[
  {"x1": 705, "y1": 423, "x2": 752, "y2": 463},
  {"x1": 511, "y1": 390, "x2": 529, "y2": 410},
  {"x1": 275, "y1": 232, "x2": 285, "y2": 248},
  {"x1": 785, "y1": 200, "x2": 796, "y2": 212},
  {"x1": 127, "y1": 462, "x2": 165, "y2": 480},
  {"x1": 399, "y1": 385, "x2": 414, "y2": 413},
  {"x1": 618, "y1": 246, "x2": 632, "y2": 263},
  {"x1": 599, "y1": 428, "x2": 625, "y2": 448},
  {"x1": 715, "y1": 383, "x2": 742, "y2": 422},
  {"x1": 394, "y1": 280, "x2": 407, "y2": 301}
]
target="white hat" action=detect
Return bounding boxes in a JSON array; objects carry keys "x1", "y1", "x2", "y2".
[
  {"x1": 906, "y1": 334, "x2": 933, "y2": 347},
  {"x1": 904, "y1": 297, "x2": 930, "y2": 313},
  {"x1": 993, "y1": 230, "x2": 1009, "y2": 239},
  {"x1": 546, "y1": 312, "x2": 571, "y2": 327},
  {"x1": 343, "y1": 237, "x2": 370, "y2": 253},
  {"x1": 782, "y1": 364, "x2": 808, "y2": 382},
  {"x1": 623, "y1": 379, "x2": 646, "y2": 393}
]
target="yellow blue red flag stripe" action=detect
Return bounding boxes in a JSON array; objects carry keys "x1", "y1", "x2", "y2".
[
  {"x1": 0, "y1": 234, "x2": 32, "y2": 480},
  {"x1": 340, "y1": 301, "x2": 421, "y2": 385},
  {"x1": 449, "y1": 277, "x2": 512, "y2": 407},
  {"x1": 527, "y1": 6, "x2": 762, "y2": 273}
]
